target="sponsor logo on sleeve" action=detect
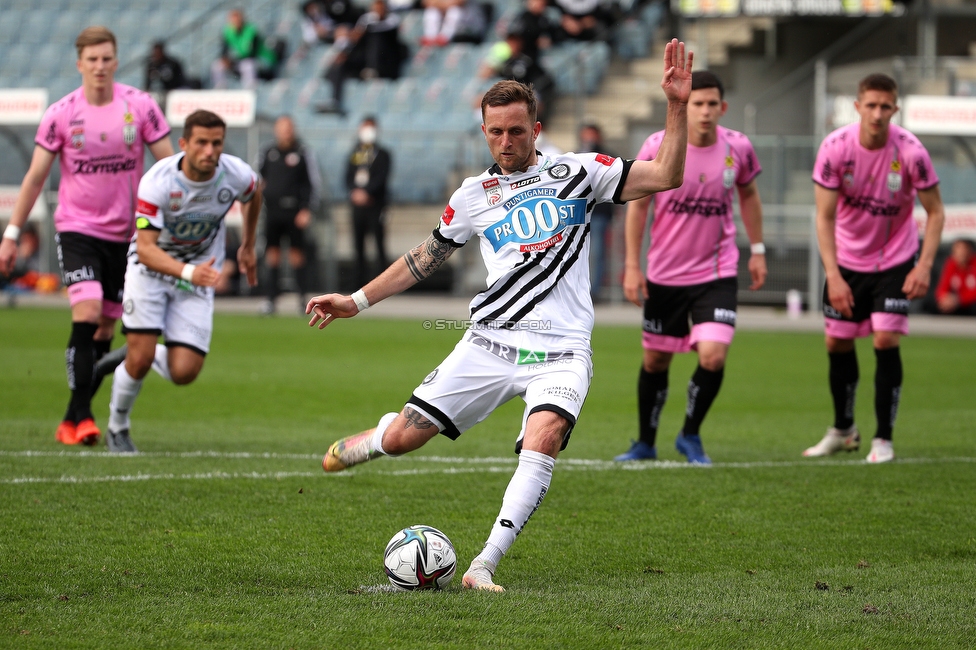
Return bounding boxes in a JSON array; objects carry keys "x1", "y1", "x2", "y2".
[
  {"x1": 482, "y1": 178, "x2": 502, "y2": 206},
  {"x1": 136, "y1": 199, "x2": 158, "y2": 217},
  {"x1": 440, "y1": 205, "x2": 455, "y2": 226},
  {"x1": 595, "y1": 153, "x2": 615, "y2": 166}
]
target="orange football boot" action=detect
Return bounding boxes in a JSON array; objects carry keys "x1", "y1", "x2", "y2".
[
  {"x1": 55, "y1": 420, "x2": 78, "y2": 445},
  {"x1": 75, "y1": 418, "x2": 101, "y2": 446}
]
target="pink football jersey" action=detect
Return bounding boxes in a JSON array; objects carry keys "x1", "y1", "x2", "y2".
[
  {"x1": 35, "y1": 83, "x2": 170, "y2": 243},
  {"x1": 636, "y1": 126, "x2": 761, "y2": 285},
  {"x1": 813, "y1": 122, "x2": 939, "y2": 273}
]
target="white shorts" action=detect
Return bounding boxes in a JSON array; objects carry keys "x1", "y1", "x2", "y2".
[
  {"x1": 408, "y1": 330, "x2": 593, "y2": 452},
  {"x1": 121, "y1": 262, "x2": 214, "y2": 354}
]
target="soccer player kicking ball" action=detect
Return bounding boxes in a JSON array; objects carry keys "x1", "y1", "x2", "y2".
[
  {"x1": 307, "y1": 40, "x2": 693, "y2": 592},
  {"x1": 104, "y1": 110, "x2": 262, "y2": 452},
  {"x1": 804, "y1": 74, "x2": 944, "y2": 463},
  {"x1": 0, "y1": 27, "x2": 173, "y2": 447},
  {"x1": 615, "y1": 71, "x2": 766, "y2": 466}
]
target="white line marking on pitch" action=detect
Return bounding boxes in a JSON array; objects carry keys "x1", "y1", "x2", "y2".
[{"x1": 1, "y1": 453, "x2": 973, "y2": 485}]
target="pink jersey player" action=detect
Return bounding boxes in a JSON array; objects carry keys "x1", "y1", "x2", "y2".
[
  {"x1": 812, "y1": 122, "x2": 938, "y2": 273},
  {"x1": 36, "y1": 82, "x2": 170, "y2": 243},
  {"x1": 636, "y1": 125, "x2": 761, "y2": 285}
]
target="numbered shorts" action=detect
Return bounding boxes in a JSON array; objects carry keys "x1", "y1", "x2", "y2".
[
  {"x1": 823, "y1": 259, "x2": 912, "y2": 339},
  {"x1": 408, "y1": 331, "x2": 594, "y2": 453},
  {"x1": 642, "y1": 277, "x2": 738, "y2": 353},
  {"x1": 55, "y1": 231, "x2": 128, "y2": 318},
  {"x1": 120, "y1": 263, "x2": 214, "y2": 355}
]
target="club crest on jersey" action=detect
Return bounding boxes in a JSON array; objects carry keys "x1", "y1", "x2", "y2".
[
  {"x1": 218, "y1": 188, "x2": 233, "y2": 203},
  {"x1": 71, "y1": 128, "x2": 84, "y2": 150},
  {"x1": 169, "y1": 191, "x2": 183, "y2": 211},
  {"x1": 123, "y1": 111, "x2": 136, "y2": 148},
  {"x1": 887, "y1": 172, "x2": 902, "y2": 193},
  {"x1": 547, "y1": 163, "x2": 570, "y2": 179},
  {"x1": 722, "y1": 155, "x2": 735, "y2": 189},
  {"x1": 482, "y1": 178, "x2": 502, "y2": 206},
  {"x1": 887, "y1": 160, "x2": 902, "y2": 192}
]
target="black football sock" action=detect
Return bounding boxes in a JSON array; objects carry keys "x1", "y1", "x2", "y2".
[
  {"x1": 874, "y1": 347, "x2": 903, "y2": 441},
  {"x1": 294, "y1": 263, "x2": 309, "y2": 300},
  {"x1": 682, "y1": 365, "x2": 724, "y2": 437},
  {"x1": 66, "y1": 322, "x2": 98, "y2": 423},
  {"x1": 829, "y1": 350, "x2": 859, "y2": 430},
  {"x1": 89, "y1": 337, "x2": 113, "y2": 397},
  {"x1": 266, "y1": 265, "x2": 280, "y2": 301},
  {"x1": 637, "y1": 368, "x2": 669, "y2": 447}
]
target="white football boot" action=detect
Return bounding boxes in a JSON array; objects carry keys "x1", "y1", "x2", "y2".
[
  {"x1": 461, "y1": 559, "x2": 505, "y2": 593},
  {"x1": 802, "y1": 425, "x2": 860, "y2": 457},
  {"x1": 866, "y1": 437, "x2": 894, "y2": 463}
]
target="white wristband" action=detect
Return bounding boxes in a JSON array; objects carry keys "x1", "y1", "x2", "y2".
[
  {"x1": 181, "y1": 263, "x2": 196, "y2": 282},
  {"x1": 3, "y1": 224, "x2": 20, "y2": 242},
  {"x1": 750, "y1": 242, "x2": 766, "y2": 255},
  {"x1": 352, "y1": 289, "x2": 370, "y2": 312}
]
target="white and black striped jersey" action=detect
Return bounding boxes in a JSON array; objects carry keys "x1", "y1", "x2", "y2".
[
  {"x1": 435, "y1": 151, "x2": 632, "y2": 345},
  {"x1": 132, "y1": 153, "x2": 258, "y2": 267}
]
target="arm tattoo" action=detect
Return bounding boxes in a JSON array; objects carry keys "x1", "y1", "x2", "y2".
[
  {"x1": 403, "y1": 407, "x2": 437, "y2": 430},
  {"x1": 403, "y1": 234, "x2": 456, "y2": 282}
]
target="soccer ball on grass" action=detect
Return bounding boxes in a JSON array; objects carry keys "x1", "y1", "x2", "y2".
[{"x1": 383, "y1": 525, "x2": 457, "y2": 590}]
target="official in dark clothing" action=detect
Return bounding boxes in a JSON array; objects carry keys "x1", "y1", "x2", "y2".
[
  {"x1": 345, "y1": 116, "x2": 391, "y2": 287},
  {"x1": 259, "y1": 115, "x2": 322, "y2": 314}
]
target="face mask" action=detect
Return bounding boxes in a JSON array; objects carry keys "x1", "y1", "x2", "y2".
[{"x1": 359, "y1": 126, "x2": 377, "y2": 145}]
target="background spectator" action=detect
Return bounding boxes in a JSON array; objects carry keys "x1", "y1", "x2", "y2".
[
  {"x1": 321, "y1": 0, "x2": 408, "y2": 114},
  {"x1": 552, "y1": 0, "x2": 610, "y2": 41},
  {"x1": 507, "y1": 0, "x2": 559, "y2": 62},
  {"x1": 422, "y1": 0, "x2": 463, "y2": 47},
  {"x1": 577, "y1": 122, "x2": 617, "y2": 302},
  {"x1": 345, "y1": 116, "x2": 391, "y2": 286},
  {"x1": 299, "y1": 0, "x2": 362, "y2": 54},
  {"x1": 211, "y1": 9, "x2": 284, "y2": 88},
  {"x1": 935, "y1": 239, "x2": 976, "y2": 315},
  {"x1": 479, "y1": 29, "x2": 555, "y2": 123},
  {"x1": 144, "y1": 41, "x2": 187, "y2": 95}
]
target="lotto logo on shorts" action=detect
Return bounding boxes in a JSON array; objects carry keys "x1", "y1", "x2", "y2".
[{"x1": 713, "y1": 308, "x2": 737, "y2": 324}]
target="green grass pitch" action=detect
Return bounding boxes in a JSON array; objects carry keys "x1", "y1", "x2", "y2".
[{"x1": 2, "y1": 306, "x2": 975, "y2": 648}]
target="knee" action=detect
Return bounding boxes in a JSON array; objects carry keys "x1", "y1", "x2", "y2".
[
  {"x1": 825, "y1": 336, "x2": 855, "y2": 354},
  {"x1": 170, "y1": 369, "x2": 200, "y2": 386},
  {"x1": 125, "y1": 352, "x2": 153, "y2": 379},
  {"x1": 698, "y1": 350, "x2": 727, "y2": 372},
  {"x1": 874, "y1": 332, "x2": 900, "y2": 350},
  {"x1": 642, "y1": 352, "x2": 671, "y2": 373}
]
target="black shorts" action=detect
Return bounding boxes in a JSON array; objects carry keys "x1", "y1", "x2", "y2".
[
  {"x1": 642, "y1": 277, "x2": 738, "y2": 350},
  {"x1": 264, "y1": 211, "x2": 306, "y2": 249},
  {"x1": 56, "y1": 231, "x2": 128, "y2": 305},
  {"x1": 822, "y1": 258, "x2": 913, "y2": 323}
]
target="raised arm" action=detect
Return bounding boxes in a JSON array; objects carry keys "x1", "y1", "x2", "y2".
[
  {"x1": 618, "y1": 39, "x2": 692, "y2": 203},
  {"x1": 307, "y1": 232, "x2": 458, "y2": 329}
]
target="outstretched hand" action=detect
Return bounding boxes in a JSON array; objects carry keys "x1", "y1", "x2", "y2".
[
  {"x1": 306, "y1": 293, "x2": 360, "y2": 330},
  {"x1": 661, "y1": 38, "x2": 693, "y2": 104}
]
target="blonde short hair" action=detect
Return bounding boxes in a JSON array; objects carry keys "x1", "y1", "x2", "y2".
[{"x1": 75, "y1": 26, "x2": 117, "y2": 58}]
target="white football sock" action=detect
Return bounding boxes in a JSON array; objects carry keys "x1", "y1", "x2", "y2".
[
  {"x1": 476, "y1": 449, "x2": 555, "y2": 570},
  {"x1": 371, "y1": 412, "x2": 399, "y2": 456},
  {"x1": 151, "y1": 344, "x2": 172, "y2": 382},
  {"x1": 109, "y1": 364, "x2": 143, "y2": 431}
]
